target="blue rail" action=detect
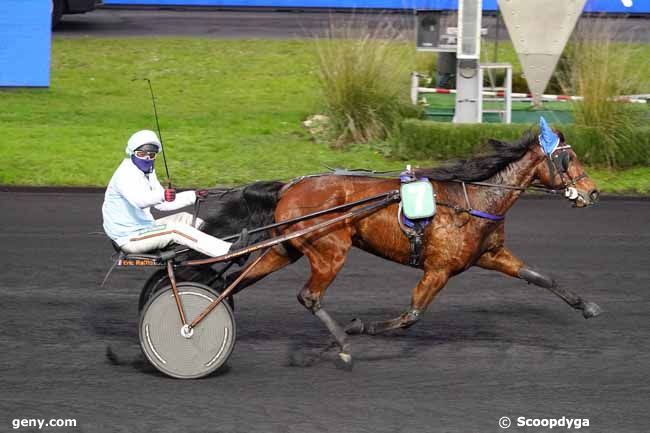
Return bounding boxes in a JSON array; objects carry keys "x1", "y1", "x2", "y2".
[{"x1": 102, "y1": 0, "x2": 649, "y2": 13}]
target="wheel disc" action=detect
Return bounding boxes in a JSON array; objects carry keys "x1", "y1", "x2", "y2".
[{"x1": 139, "y1": 283, "x2": 235, "y2": 379}]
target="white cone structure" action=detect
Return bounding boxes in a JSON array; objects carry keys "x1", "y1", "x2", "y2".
[{"x1": 498, "y1": 0, "x2": 587, "y2": 106}]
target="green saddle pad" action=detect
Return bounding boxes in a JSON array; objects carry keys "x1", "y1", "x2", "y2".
[{"x1": 400, "y1": 180, "x2": 436, "y2": 219}]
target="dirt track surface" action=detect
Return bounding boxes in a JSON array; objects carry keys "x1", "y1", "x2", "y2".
[{"x1": 0, "y1": 192, "x2": 649, "y2": 432}]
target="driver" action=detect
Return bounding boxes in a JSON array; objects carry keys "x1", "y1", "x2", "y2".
[{"x1": 102, "y1": 129, "x2": 233, "y2": 257}]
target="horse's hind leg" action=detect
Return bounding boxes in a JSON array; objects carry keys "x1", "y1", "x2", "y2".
[
  {"x1": 295, "y1": 234, "x2": 354, "y2": 368},
  {"x1": 347, "y1": 270, "x2": 449, "y2": 335},
  {"x1": 477, "y1": 246, "x2": 602, "y2": 318}
]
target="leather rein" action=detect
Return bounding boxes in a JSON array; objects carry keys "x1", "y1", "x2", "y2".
[{"x1": 455, "y1": 143, "x2": 588, "y2": 197}]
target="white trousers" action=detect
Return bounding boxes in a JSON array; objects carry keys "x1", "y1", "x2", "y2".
[{"x1": 121, "y1": 212, "x2": 232, "y2": 257}]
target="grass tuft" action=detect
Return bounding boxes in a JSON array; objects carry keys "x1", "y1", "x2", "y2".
[
  {"x1": 557, "y1": 16, "x2": 650, "y2": 168},
  {"x1": 314, "y1": 16, "x2": 417, "y2": 147}
]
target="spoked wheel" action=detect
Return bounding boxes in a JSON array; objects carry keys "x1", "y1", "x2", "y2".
[{"x1": 139, "y1": 282, "x2": 236, "y2": 379}]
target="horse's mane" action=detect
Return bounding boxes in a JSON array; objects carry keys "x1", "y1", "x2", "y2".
[
  {"x1": 200, "y1": 181, "x2": 284, "y2": 243},
  {"x1": 415, "y1": 131, "x2": 537, "y2": 182}
]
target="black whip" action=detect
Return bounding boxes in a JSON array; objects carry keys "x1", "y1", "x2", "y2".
[{"x1": 135, "y1": 78, "x2": 172, "y2": 187}]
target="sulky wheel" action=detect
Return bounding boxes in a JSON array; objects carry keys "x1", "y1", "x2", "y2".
[
  {"x1": 138, "y1": 267, "x2": 234, "y2": 312},
  {"x1": 139, "y1": 282, "x2": 236, "y2": 379}
]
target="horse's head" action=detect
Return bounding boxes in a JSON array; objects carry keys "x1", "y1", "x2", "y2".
[{"x1": 532, "y1": 118, "x2": 599, "y2": 208}]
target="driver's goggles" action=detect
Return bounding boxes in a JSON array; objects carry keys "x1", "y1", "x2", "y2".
[{"x1": 134, "y1": 150, "x2": 158, "y2": 160}]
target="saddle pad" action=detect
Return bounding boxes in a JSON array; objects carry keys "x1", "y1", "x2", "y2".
[{"x1": 400, "y1": 180, "x2": 436, "y2": 219}]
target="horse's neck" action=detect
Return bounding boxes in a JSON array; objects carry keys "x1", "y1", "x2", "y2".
[{"x1": 479, "y1": 150, "x2": 541, "y2": 216}]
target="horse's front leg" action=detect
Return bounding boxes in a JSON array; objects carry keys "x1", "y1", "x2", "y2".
[
  {"x1": 477, "y1": 247, "x2": 602, "y2": 318},
  {"x1": 346, "y1": 270, "x2": 449, "y2": 335}
]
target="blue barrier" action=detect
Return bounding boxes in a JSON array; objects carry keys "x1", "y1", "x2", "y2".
[
  {"x1": 102, "y1": 0, "x2": 649, "y2": 13},
  {"x1": 0, "y1": 0, "x2": 51, "y2": 87}
]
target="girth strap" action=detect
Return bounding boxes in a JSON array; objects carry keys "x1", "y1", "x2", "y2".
[
  {"x1": 397, "y1": 204, "x2": 427, "y2": 267},
  {"x1": 404, "y1": 225, "x2": 425, "y2": 267}
]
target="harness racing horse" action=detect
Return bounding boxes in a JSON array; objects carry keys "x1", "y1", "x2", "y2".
[{"x1": 199, "y1": 127, "x2": 602, "y2": 368}]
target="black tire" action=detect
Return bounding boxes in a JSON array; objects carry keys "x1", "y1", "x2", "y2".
[
  {"x1": 138, "y1": 267, "x2": 234, "y2": 311},
  {"x1": 52, "y1": 0, "x2": 64, "y2": 29}
]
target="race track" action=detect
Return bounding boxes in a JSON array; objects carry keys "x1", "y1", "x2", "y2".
[{"x1": 0, "y1": 192, "x2": 648, "y2": 432}]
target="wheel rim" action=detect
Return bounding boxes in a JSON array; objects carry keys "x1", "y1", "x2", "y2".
[{"x1": 139, "y1": 283, "x2": 235, "y2": 379}]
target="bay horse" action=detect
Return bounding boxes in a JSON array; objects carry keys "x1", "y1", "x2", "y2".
[{"x1": 198, "y1": 127, "x2": 602, "y2": 368}]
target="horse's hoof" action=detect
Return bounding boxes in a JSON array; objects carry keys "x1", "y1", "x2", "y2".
[
  {"x1": 345, "y1": 318, "x2": 365, "y2": 335},
  {"x1": 334, "y1": 352, "x2": 354, "y2": 371},
  {"x1": 582, "y1": 301, "x2": 603, "y2": 319}
]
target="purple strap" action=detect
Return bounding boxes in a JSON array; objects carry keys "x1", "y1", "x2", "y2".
[
  {"x1": 469, "y1": 209, "x2": 504, "y2": 221},
  {"x1": 402, "y1": 214, "x2": 431, "y2": 228}
]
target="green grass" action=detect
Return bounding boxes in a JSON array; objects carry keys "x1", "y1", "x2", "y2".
[
  {"x1": 0, "y1": 38, "x2": 396, "y2": 187},
  {"x1": 588, "y1": 167, "x2": 650, "y2": 195},
  {"x1": 0, "y1": 37, "x2": 649, "y2": 194}
]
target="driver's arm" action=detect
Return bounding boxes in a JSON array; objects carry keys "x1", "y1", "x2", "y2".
[
  {"x1": 150, "y1": 171, "x2": 196, "y2": 211},
  {"x1": 114, "y1": 172, "x2": 164, "y2": 209}
]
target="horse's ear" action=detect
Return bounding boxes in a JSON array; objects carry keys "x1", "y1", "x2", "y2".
[{"x1": 555, "y1": 130, "x2": 566, "y2": 143}]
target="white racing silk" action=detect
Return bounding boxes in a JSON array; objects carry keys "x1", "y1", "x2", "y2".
[{"x1": 102, "y1": 159, "x2": 196, "y2": 246}]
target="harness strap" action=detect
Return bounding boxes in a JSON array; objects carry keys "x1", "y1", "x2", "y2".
[
  {"x1": 469, "y1": 209, "x2": 505, "y2": 221},
  {"x1": 192, "y1": 198, "x2": 202, "y2": 228},
  {"x1": 397, "y1": 204, "x2": 426, "y2": 267},
  {"x1": 437, "y1": 201, "x2": 505, "y2": 221}
]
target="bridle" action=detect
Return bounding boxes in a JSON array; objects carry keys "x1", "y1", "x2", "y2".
[
  {"x1": 545, "y1": 144, "x2": 588, "y2": 200},
  {"x1": 454, "y1": 141, "x2": 589, "y2": 201}
]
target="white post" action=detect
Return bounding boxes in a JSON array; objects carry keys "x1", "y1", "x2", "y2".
[
  {"x1": 505, "y1": 66, "x2": 512, "y2": 124},
  {"x1": 410, "y1": 72, "x2": 419, "y2": 105},
  {"x1": 454, "y1": 0, "x2": 483, "y2": 123},
  {"x1": 477, "y1": 67, "x2": 484, "y2": 123}
]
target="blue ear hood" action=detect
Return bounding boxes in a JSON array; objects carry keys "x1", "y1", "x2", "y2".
[{"x1": 539, "y1": 116, "x2": 560, "y2": 155}]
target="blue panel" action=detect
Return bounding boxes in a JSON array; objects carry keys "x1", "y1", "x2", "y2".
[
  {"x1": 103, "y1": 0, "x2": 650, "y2": 13},
  {"x1": 0, "y1": 0, "x2": 51, "y2": 87},
  {"x1": 584, "y1": 0, "x2": 646, "y2": 13}
]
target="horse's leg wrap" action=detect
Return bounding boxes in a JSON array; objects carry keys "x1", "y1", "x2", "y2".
[
  {"x1": 347, "y1": 309, "x2": 422, "y2": 335},
  {"x1": 518, "y1": 267, "x2": 602, "y2": 319},
  {"x1": 314, "y1": 308, "x2": 350, "y2": 353},
  {"x1": 298, "y1": 288, "x2": 350, "y2": 349}
]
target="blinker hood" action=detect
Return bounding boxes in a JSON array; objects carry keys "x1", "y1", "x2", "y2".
[{"x1": 539, "y1": 117, "x2": 560, "y2": 155}]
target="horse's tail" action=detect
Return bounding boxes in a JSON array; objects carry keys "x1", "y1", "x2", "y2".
[{"x1": 200, "y1": 181, "x2": 285, "y2": 245}]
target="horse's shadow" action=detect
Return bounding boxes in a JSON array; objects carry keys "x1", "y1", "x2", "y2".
[{"x1": 85, "y1": 296, "x2": 572, "y2": 373}]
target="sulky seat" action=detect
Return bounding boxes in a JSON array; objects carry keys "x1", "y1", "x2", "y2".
[{"x1": 110, "y1": 240, "x2": 188, "y2": 265}]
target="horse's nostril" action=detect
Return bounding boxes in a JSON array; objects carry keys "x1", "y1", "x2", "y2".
[{"x1": 589, "y1": 190, "x2": 600, "y2": 203}]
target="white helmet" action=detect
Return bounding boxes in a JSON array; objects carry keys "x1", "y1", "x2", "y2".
[{"x1": 125, "y1": 130, "x2": 162, "y2": 156}]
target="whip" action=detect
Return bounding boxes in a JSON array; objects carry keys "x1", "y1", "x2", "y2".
[{"x1": 134, "y1": 78, "x2": 172, "y2": 187}]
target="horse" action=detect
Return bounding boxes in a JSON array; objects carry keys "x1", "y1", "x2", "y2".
[{"x1": 197, "y1": 126, "x2": 602, "y2": 368}]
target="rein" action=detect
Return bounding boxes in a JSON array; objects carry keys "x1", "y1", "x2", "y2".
[
  {"x1": 451, "y1": 179, "x2": 565, "y2": 195},
  {"x1": 197, "y1": 189, "x2": 399, "y2": 242},
  {"x1": 184, "y1": 192, "x2": 400, "y2": 266}
]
